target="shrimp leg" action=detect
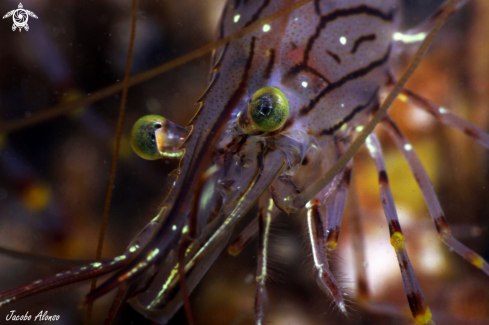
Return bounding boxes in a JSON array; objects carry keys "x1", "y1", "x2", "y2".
[
  {"x1": 306, "y1": 198, "x2": 347, "y2": 315},
  {"x1": 324, "y1": 162, "x2": 352, "y2": 251},
  {"x1": 227, "y1": 199, "x2": 281, "y2": 257},
  {"x1": 399, "y1": 88, "x2": 489, "y2": 149},
  {"x1": 255, "y1": 193, "x2": 273, "y2": 325},
  {"x1": 381, "y1": 117, "x2": 489, "y2": 274},
  {"x1": 365, "y1": 133, "x2": 434, "y2": 325}
]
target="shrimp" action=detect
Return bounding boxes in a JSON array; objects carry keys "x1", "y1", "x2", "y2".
[{"x1": 0, "y1": 1, "x2": 488, "y2": 324}]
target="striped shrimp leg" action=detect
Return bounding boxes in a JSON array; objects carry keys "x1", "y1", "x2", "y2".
[
  {"x1": 399, "y1": 88, "x2": 489, "y2": 149},
  {"x1": 306, "y1": 198, "x2": 347, "y2": 315},
  {"x1": 365, "y1": 133, "x2": 434, "y2": 325},
  {"x1": 254, "y1": 193, "x2": 274, "y2": 325},
  {"x1": 324, "y1": 161, "x2": 352, "y2": 252},
  {"x1": 381, "y1": 117, "x2": 489, "y2": 274}
]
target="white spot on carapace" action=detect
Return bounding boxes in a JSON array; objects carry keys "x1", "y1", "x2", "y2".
[
  {"x1": 404, "y1": 143, "x2": 413, "y2": 151},
  {"x1": 341, "y1": 103, "x2": 344, "y2": 107},
  {"x1": 439, "y1": 107, "x2": 448, "y2": 114},
  {"x1": 301, "y1": 81, "x2": 308, "y2": 88},
  {"x1": 233, "y1": 14, "x2": 240, "y2": 23},
  {"x1": 339, "y1": 36, "x2": 347, "y2": 45},
  {"x1": 172, "y1": 224, "x2": 177, "y2": 231},
  {"x1": 355, "y1": 125, "x2": 364, "y2": 133},
  {"x1": 393, "y1": 32, "x2": 426, "y2": 43},
  {"x1": 262, "y1": 24, "x2": 271, "y2": 33},
  {"x1": 92, "y1": 262, "x2": 102, "y2": 268},
  {"x1": 129, "y1": 246, "x2": 137, "y2": 253}
]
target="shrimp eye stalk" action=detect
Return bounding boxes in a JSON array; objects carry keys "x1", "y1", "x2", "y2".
[
  {"x1": 130, "y1": 115, "x2": 188, "y2": 160},
  {"x1": 238, "y1": 87, "x2": 289, "y2": 134}
]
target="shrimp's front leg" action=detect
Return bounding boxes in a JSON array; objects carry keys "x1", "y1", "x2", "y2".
[{"x1": 306, "y1": 198, "x2": 347, "y2": 315}]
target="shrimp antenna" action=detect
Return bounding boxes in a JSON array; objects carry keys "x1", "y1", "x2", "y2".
[
  {"x1": 84, "y1": 1, "x2": 138, "y2": 324},
  {"x1": 292, "y1": 0, "x2": 458, "y2": 208},
  {"x1": 0, "y1": 0, "x2": 314, "y2": 134}
]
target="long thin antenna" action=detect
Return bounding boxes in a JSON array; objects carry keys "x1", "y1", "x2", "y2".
[{"x1": 84, "y1": 1, "x2": 138, "y2": 324}]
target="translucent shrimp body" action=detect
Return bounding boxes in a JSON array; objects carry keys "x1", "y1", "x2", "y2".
[{"x1": 1, "y1": 1, "x2": 488, "y2": 325}]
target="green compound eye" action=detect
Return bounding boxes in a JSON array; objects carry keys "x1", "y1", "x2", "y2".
[
  {"x1": 130, "y1": 114, "x2": 188, "y2": 160},
  {"x1": 249, "y1": 87, "x2": 289, "y2": 133},
  {"x1": 130, "y1": 115, "x2": 165, "y2": 160}
]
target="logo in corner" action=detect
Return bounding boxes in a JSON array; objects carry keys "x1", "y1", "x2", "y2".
[{"x1": 3, "y1": 3, "x2": 38, "y2": 32}]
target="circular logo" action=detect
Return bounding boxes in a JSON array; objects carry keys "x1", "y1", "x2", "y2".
[
  {"x1": 13, "y1": 9, "x2": 28, "y2": 28},
  {"x1": 2, "y1": 3, "x2": 38, "y2": 32}
]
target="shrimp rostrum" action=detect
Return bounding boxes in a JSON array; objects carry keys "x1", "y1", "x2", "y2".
[{"x1": 1, "y1": 0, "x2": 489, "y2": 324}]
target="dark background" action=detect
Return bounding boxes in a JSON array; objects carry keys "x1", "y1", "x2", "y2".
[{"x1": 0, "y1": 0, "x2": 488, "y2": 324}]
